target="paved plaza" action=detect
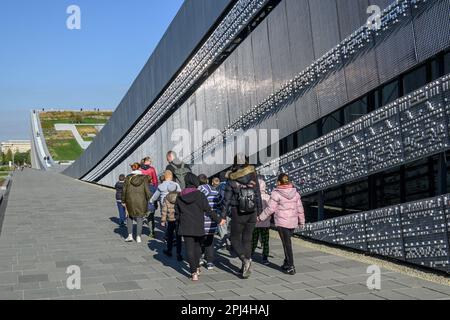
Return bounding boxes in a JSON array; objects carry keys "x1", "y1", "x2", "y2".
[{"x1": 0, "y1": 170, "x2": 449, "y2": 300}]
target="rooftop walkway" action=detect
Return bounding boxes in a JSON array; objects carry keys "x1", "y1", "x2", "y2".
[{"x1": 0, "y1": 170, "x2": 449, "y2": 300}]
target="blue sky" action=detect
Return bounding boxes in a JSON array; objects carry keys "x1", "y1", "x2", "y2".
[{"x1": 0, "y1": 0, "x2": 184, "y2": 141}]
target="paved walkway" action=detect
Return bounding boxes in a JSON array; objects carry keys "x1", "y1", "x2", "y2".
[{"x1": 0, "y1": 170, "x2": 449, "y2": 300}]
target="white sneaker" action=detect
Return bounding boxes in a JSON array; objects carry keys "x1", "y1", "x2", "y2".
[
  {"x1": 125, "y1": 235, "x2": 134, "y2": 242},
  {"x1": 136, "y1": 236, "x2": 142, "y2": 244}
]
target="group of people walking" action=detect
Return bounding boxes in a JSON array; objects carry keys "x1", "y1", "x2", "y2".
[{"x1": 115, "y1": 151, "x2": 305, "y2": 281}]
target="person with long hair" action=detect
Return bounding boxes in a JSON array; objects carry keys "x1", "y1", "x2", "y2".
[{"x1": 257, "y1": 173, "x2": 305, "y2": 275}]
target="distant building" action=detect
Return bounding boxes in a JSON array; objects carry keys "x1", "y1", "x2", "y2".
[{"x1": 1, "y1": 140, "x2": 31, "y2": 154}]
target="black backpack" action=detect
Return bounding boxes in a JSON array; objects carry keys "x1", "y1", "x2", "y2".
[
  {"x1": 235, "y1": 182, "x2": 256, "y2": 214},
  {"x1": 169, "y1": 163, "x2": 191, "y2": 189}
]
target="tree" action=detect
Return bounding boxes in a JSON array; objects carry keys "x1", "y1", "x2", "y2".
[{"x1": 5, "y1": 150, "x2": 12, "y2": 164}]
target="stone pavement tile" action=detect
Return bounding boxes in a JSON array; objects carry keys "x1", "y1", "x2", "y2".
[
  {"x1": 13, "y1": 282, "x2": 41, "y2": 291},
  {"x1": 103, "y1": 281, "x2": 142, "y2": 292},
  {"x1": 39, "y1": 281, "x2": 64, "y2": 289},
  {"x1": 157, "y1": 286, "x2": 186, "y2": 297},
  {"x1": 307, "y1": 263, "x2": 346, "y2": 272},
  {"x1": 210, "y1": 290, "x2": 240, "y2": 300},
  {"x1": 306, "y1": 287, "x2": 345, "y2": 299},
  {"x1": 73, "y1": 294, "x2": 101, "y2": 300},
  {"x1": 115, "y1": 274, "x2": 149, "y2": 282},
  {"x1": 79, "y1": 283, "x2": 107, "y2": 295},
  {"x1": 333, "y1": 266, "x2": 368, "y2": 276},
  {"x1": 300, "y1": 278, "x2": 344, "y2": 289},
  {"x1": 134, "y1": 289, "x2": 164, "y2": 300},
  {"x1": 99, "y1": 257, "x2": 130, "y2": 264},
  {"x1": 340, "y1": 293, "x2": 386, "y2": 300},
  {"x1": 275, "y1": 273, "x2": 318, "y2": 284},
  {"x1": 256, "y1": 284, "x2": 293, "y2": 294},
  {"x1": 134, "y1": 279, "x2": 163, "y2": 290},
  {"x1": 57, "y1": 288, "x2": 87, "y2": 297},
  {"x1": 252, "y1": 293, "x2": 285, "y2": 300},
  {"x1": 329, "y1": 283, "x2": 371, "y2": 295},
  {"x1": 76, "y1": 275, "x2": 116, "y2": 285},
  {"x1": 0, "y1": 290, "x2": 23, "y2": 300},
  {"x1": 19, "y1": 274, "x2": 49, "y2": 283},
  {"x1": 206, "y1": 281, "x2": 243, "y2": 292},
  {"x1": 257, "y1": 276, "x2": 290, "y2": 286},
  {"x1": 331, "y1": 260, "x2": 369, "y2": 268},
  {"x1": 393, "y1": 287, "x2": 450, "y2": 300},
  {"x1": 0, "y1": 285, "x2": 14, "y2": 292},
  {"x1": 419, "y1": 282, "x2": 450, "y2": 295},
  {"x1": 335, "y1": 274, "x2": 372, "y2": 285},
  {"x1": 307, "y1": 270, "x2": 348, "y2": 280},
  {"x1": 55, "y1": 260, "x2": 84, "y2": 268},
  {"x1": 372, "y1": 290, "x2": 419, "y2": 300},
  {"x1": 155, "y1": 277, "x2": 185, "y2": 288},
  {"x1": 183, "y1": 293, "x2": 215, "y2": 300},
  {"x1": 231, "y1": 286, "x2": 265, "y2": 297},
  {"x1": 275, "y1": 289, "x2": 322, "y2": 300},
  {"x1": 282, "y1": 282, "x2": 312, "y2": 291},
  {"x1": 100, "y1": 291, "x2": 141, "y2": 300},
  {"x1": 377, "y1": 280, "x2": 410, "y2": 291},
  {"x1": 223, "y1": 295, "x2": 256, "y2": 300},
  {"x1": 180, "y1": 284, "x2": 216, "y2": 295},
  {"x1": 23, "y1": 288, "x2": 60, "y2": 300},
  {"x1": 309, "y1": 255, "x2": 348, "y2": 264},
  {"x1": 0, "y1": 272, "x2": 19, "y2": 285}
]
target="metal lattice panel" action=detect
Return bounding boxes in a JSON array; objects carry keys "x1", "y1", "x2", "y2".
[
  {"x1": 365, "y1": 207, "x2": 404, "y2": 260},
  {"x1": 364, "y1": 102, "x2": 403, "y2": 173},
  {"x1": 413, "y1": 0, "x2": 450, "y2": 62},
  {"x1": 299, "y1": 195, "x2": 450, "y2": 273},
  {"x1": 335, "y1": 119, "x2": 368, "y2": 182},
  {"x1": 399, "y1": 81, "x2": 450, "y2": 162},
  {"x1": 401, "y1": 197, "x2": 450, "y2": 272},
  {"x1": 260, "y1": 74, "x2": 450, "y2": 197}
]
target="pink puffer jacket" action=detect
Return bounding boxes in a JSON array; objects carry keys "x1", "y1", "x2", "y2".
[
  {"x1": 259, "y1": 184, "x2": 305, "y2": 229},
  {"x1": 256, "y1": 179, "x2": 271, "y2": 228}
]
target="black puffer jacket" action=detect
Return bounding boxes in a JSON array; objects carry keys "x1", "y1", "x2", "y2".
[
  {"x1": 175, "y1": 189, "x2": 222, "y2": 237},
  {"x1": 222, "y1": 165, "x2": 263, "y2": 216}
]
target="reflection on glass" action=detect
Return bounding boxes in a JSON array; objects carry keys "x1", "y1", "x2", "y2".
[
  {"x1": 297, "y1": 122, "x2": 319, "y2": 147},
  {"x1": 403, "y1": 65, "x2": 427, "y2": 95},
  {"x1": 381, "y1": 81, "x2": 399, "y2": 106},
  {"x1": 321, "y1": 111, "x2": 341, "y2": 135},
  {"x1": 405, "y1": 157, "x2": 438, "y2": 202},
  {"x1": 444, "y1": 52, "x2": 450, "y2": 75},
  {"x1": 343, "y1": 98, "x2": 368, "y2": 124},
  {"x1": 374, "y1": 168, "x2": 401, "y2": 208}
]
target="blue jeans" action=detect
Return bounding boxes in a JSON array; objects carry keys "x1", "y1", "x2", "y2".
[{"x1": 116, "y1": 202, "x2": 126, "y2": 224}]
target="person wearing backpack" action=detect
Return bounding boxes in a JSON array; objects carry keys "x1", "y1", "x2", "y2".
[
  {"x1": 257, "y1": 173, "x2": 305, "y2": 275},
  {"x1": 222, "y1": 154, "x2": 262, "y2": 279},
  {"x1": 166, "y1": 151, "x2": 192, "y2": 189},
  {"x1": 161, "y1": 184, "x2": 183, "y2": 261},
  {"x1": 198, "y1": 174, "x2": 221, "y2": 270}
]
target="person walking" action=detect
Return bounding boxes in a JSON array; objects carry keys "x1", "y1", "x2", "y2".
[
  {"x1": 150, "y1": 170, "x2": 182, "y2": 205},
  {"x1": 251, "y1": 178, "x2": 271, "y2": 265},
  {"x1": 198, "y1": 174, "x2": 221, "y2": 270},
  {"x1": 115, "y1": 174, "x2": 127, "y2": 227},
  {"x1": 122, "y1": 163, "x2": 151, "y2": 244},
  {"x1": 222, "y1": 154, "x2": 262, "y2": 279},
  {"x1": 140, "y1": 157, "x2": 158, "y2": 238},
  {"x1": 217, "y1": 172, "x2": 232, "y2": 250},
  {"x1": 166, "y1": 151, "x2": 192, "y2": 189},
  {"x1": 257, "y1": 173, "x2": 305, "y2": 275},
  {"x1": 175, "y1": 173, "x2": 224, "y2": 281},
  {"x1": 161, "y1": 185, "x2": 183, "y2": 261}
]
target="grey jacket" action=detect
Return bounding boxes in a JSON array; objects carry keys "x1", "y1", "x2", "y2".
[{"x1": 150, "y1": 181, "x2": 181, "y2": 204}]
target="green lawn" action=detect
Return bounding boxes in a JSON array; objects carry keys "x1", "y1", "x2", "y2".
[
  {"x1": 39, "y1": 111, "x2": 112, "y2": 161},
  {"x1": 47, "y1": 139, "x2": 84, "y2": 161}
]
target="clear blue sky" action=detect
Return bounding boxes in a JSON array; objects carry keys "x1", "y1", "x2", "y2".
[{"x1": 0, "y1": 0, "x2": 184, "y2": 142}]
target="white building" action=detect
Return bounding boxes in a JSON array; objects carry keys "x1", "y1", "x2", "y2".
[{"x1": 1, "y1": 140, "x2": 31, "y2": 154}]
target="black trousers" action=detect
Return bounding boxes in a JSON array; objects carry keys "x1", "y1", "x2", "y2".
[
  {"x1": 230, "y1": 208, "x2": 257, "y2": 261},
  {"x1": 278, "y1": 227, "x2": 295, "y2": 267},
  {"x1": 201, "y1": 234, "x2": 215, "y2": 263},
  {"x1": 166, "y1": 221, "x2": 182, "y2": 255},
  {"x1": 184, "y1": 236, "x2": 203, "y2": 274}
]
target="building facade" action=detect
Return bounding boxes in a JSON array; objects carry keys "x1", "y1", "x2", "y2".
[
  {"x1": 1, "y1": 140, "x2": 31, "y2": 154},
  {"x1": 64, "y1": 0, "x2": 450, "y2": 273}
]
